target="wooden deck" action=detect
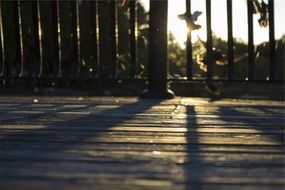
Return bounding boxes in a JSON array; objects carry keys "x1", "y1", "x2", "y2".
[{"x1": 0, "y1": 96, "x2": 284, "y2": 190}]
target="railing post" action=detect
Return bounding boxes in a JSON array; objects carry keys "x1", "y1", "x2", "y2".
[
  {"x1": 32, "y1": 0, "x2": 43, "y2": 77},
  {"x1": 51, "y1": 0, "x2": 61, "y2": 77},
  {"x1": 90, "y1": 0, "x2": 100, "y2": 78},
  {"x1": 206, "y1": 0, "x2": 213, "y2": 80},
  {"x1": 141, "y1": 0, "x2": 175, "y2": 99},
  {"x1": 13, "y1": 1, "x2": 24, "y2": 77},
  {"x1": 186, "y1": 0, "x2": 193, "y2": 80},
  {"x1": 227, "y1": 0, "x2": 234, "y2": 80},
  {"x1": 71, "y1": 1, "x2": 81, "y2": 78},
  {"x1": 247, "y1": 0, "x2": 254, "y2": 81},
  {"x1": 0, "y1": 1, "x2": 5, "y2": 77},
  {"x1": 129, "y1": 0, "x2": 137, "y2": 79},
  {"x1": 268, "y1": 0, "x2": 275, "y2": 81},
  {"x1": 110, "y1": 0, "x2": 118, "y2": 78}
]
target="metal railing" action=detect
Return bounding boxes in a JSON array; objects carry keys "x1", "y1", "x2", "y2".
[
  {"x1": 0, "y1": 0, "x2": 283, "y2": 97},
  {"x1": 0, "y1": 1, "x2": 135, "y2": 80},
  {"x1": 184, "y1": 0, "x2": 281, "y2": 82}
]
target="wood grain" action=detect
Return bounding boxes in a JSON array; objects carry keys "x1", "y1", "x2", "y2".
[{"x1": 0, "y1": 96, "x2": 284, "y2": 190}]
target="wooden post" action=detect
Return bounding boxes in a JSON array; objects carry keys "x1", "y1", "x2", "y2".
[{"x1": 141, "y1": 0, "x2": 174, "y2": 99}]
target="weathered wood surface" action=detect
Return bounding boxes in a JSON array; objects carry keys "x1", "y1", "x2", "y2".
[{"x1": 0, "y1": 96, "x2": 284, "y2": 190}]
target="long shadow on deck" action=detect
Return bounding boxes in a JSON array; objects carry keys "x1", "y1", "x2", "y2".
[
  {"x1": 216, "y1": 105, "x2": 284, "y2": 144},
  {"x1": 185, "y1": 103, "x2": 284, "y2": 189},
  {"x1": 0, "y1": 99, "x2": 162, "y2": 187},
  {"x1": 1, "y1": 99, "x2": 284, "y2": 189},
  {"x1": 186, "y1": 106, "x2": 203, "y2": 189}
]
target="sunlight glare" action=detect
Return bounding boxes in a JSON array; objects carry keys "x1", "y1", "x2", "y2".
[
  {"x1": 167, "y1": 0, "x2": 188, "y2": 48},
  {"x1": 140, "y1": 0, "x2": 285, "y2": 48},
  {"x1": 167, "y1": 0, "x2": 205, "y2": 48}
]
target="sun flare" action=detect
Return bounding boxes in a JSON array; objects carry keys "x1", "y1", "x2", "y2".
[
  {"x1": 166, "y1": 0, "x2": 271, "y2": 48},
  {"x1": 138, "y1": 0, "x2": 285, "y2": 48}
]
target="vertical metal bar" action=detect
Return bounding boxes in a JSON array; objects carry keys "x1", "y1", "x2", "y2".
[
  {"x1": 13, "y1": 0, "x2": 24, "y2": 77},
  {"x1": 51, "y1": 0, "x2": 61, "y2": 77},
  {"x1": 206, "y1": 0, "x2": 213, "y2": 80},
  {"x1": 129, "y1": 0, "x2": 137, "y2": 79},
  {"x1": 141, "y1": 0, "x2": 174, "y2": 98},
  {"x1": 186, "y1": 0, "x2": 193, "y2": 80},
  {"x1": 268, "y1": 0, "x2": 275, "y2": 80},
  {"x1": 71, "y1": 1, "x2": 81, "y2": 78},
  {"x1": 90, "y1": 0, "x2": 100, "y2": 78},
  {"x1": 32, "y1": 0, "x2": 43, "y2": 77},
  {"x1": 227, "y1": 0, "x2": 234, "y2": 80},
  {"x1": 110, "y1": 0, "x2": 118, "y2": 78},
  {"x1": 247, "y1": 0, "x2": 254, "y2": 80},
  {"x1": 0, "y1": 1, "x2": 5, "y2": 77}
]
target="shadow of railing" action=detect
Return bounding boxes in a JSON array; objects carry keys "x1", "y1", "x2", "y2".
[
  {"x1": 185, "y1": 103, "x2": 284, "y2": 189},
  {"x1": 216, "y1": 105, "x2": 285, "y2": 144},
  {"x1": 0, "y1": 99, "x2": 162, "y2": 181},
  {"x1": 1, "y1": 98, "x2": 284, "y2": 189}
]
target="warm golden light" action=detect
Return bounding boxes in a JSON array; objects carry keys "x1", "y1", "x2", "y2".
[{"x1": 141, "y1": 0, "x2": 285, "y2": 48}]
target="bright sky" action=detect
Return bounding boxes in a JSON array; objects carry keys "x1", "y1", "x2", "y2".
[{"x1": 140, "y1": 0, "x2": 285, "y2": 47}]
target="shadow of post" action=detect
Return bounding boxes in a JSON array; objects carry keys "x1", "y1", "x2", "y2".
[{"x1": 186, "y1": 105, "x2": 204, "y2": 189}]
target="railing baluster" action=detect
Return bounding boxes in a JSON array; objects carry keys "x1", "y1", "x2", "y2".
[
  {"x1": 186, "y1": 0, "x2": 193, "y2": 80},
  {"x1": 71, "y1": 1, "x2": 81, "y2": 78},
  {"x1": 0, "y1": 1, "x2": 5, "y2": 77},
  {"x1": 32, "y1": 0, "x2": 43, "y2": 77},
  {"x1": 110, "y1": 0, "x2": 118, "y2": 78},
  {"x1": 227, "y1": 0, "x2": 234, "y2": 80},
  {"x1": 129, "y1": 0, "x2": 137, "y2": 79},
  {"x1": 247, "y1": 0, "x2": 254, "y2": 80},
  {"x1": 51, "y1": 1, "x2": 61, "y2": 77},
  {"x1": 13, "y1": 1, "x2": 24, "y2": 77},
  {"x1": 206, "y1": 0, "x2": 213, "y2": 80},
  {"x1": 268, "y1": 0, "x2": 275, "y2": 81},
  {"x1": 90, "y1": 0, "x2": 100, "y2": 78}
]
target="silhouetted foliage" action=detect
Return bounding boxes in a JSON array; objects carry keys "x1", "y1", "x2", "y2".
[{"x1": 168, "y1": 32, "x2": 284, "y2": 80}]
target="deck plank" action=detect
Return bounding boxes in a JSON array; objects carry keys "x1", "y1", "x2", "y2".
[{"x1": 0, "y1": 96, "x2": 284, "y2": 190}]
